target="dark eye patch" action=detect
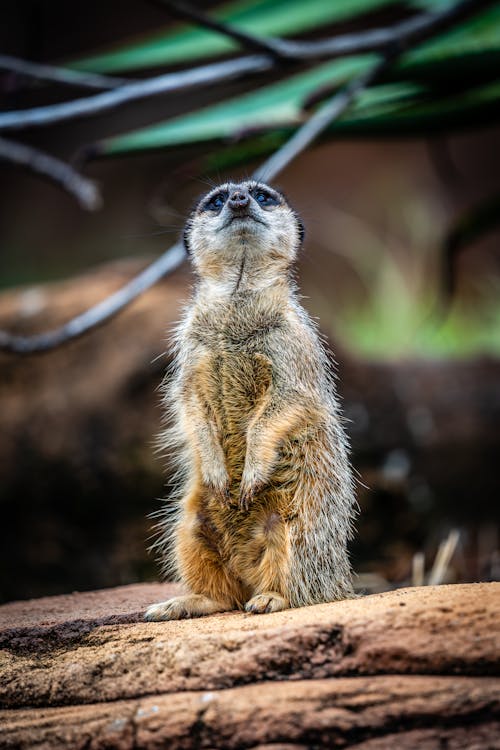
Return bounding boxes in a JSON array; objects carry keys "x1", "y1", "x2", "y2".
[
  {"x1": 202, "y1": 191, "x2": 228, "y2": 212},
  {"x1": 252, "y1": 188, "x2": 279, "y2": 207}
]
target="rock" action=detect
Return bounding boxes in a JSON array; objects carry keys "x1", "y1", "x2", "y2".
[{"x1": 0, "y1": 582, "x2": 498, "y2": 748}]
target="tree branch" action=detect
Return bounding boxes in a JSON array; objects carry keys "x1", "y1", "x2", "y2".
[
  {"x1": 0, "y1": 54, "x2": 129, "y2": 90},
  {"x1": 253, "y1": 60, "x2": 389, "y2": 183},
  {"x1": 0, "y1": 0, "x2": 492, "y2": 133},
  {"x1": 0, "y1": 243, "x2": 186, "y2": 354},
  {"x1": 0, "y1": 137, "x2": 102, "y2": 210},
  {"x1": 161, "y1": 0, "x2": 493, "y2": 61},
  {"x1": 254, "y1": 0, "x2": 491, "y2": 182},
  {"x1": 0, "y1": 56, "x2": 273, "y2": 132},
  {"x1": 159, "y1": 0, "x2": 288, "y2": 59}
]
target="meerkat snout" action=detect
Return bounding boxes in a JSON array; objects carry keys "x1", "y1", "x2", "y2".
[{"x1": 227, "y1": 187, "x2": 250, "y2": 211}]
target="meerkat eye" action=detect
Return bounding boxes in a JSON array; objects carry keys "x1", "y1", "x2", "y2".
[
  {"x1": 253, "y1": 189, "x2": 279, "y2": 207},
  {"x1": 203, "y1": 192, "x2": 227, "y2": 212}
]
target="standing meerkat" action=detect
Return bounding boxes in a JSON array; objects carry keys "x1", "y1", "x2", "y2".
[{"x1": 145, "y1": 180, "x2": 356, "y2": 620}]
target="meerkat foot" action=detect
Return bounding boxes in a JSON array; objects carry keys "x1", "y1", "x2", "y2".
[
  {"x1": 245, "y1": 592, "x2": 288, "y2": 615},
  {"x1": 144, "y1": 594, "x2": 230, "y2": 621}
]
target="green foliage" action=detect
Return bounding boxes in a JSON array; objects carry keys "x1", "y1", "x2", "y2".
[
  {"x1": 100, "y1": 57, "x2": 378, "y2": 154},
  {"x1": 333, "y1": 267, "x2": 500, "y2": 358},
  {"x1": 310, "y1": 220, "x2": 500, "y2": 359},
  {"x1": 102, "y1": 77, "x2": 500, "y2": 160},
  {"x1": 71, "y1": 0, "x2": 399, "y2": 72},
  {"x1": 92, "y1": 2, "x2": 500, "y2": 158}
]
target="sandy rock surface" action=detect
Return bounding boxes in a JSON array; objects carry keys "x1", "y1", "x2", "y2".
[{"x1": 0, "y1": 582, "x2": 499, "y2": 748}]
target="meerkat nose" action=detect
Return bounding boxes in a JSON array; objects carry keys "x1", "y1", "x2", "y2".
[{"x1": 228, "y1": 189, "x2": 249, "y2": 211}]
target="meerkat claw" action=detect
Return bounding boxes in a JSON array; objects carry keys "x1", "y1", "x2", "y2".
[
  {"x1": 238, "y1": 491, "x2": 249, "y2": 511},
  {"x1": 239, "y1": 479, "x2": 264, "y2": 510},
  {"x1": 238, "y1": 487, "x2": 253, "y2": 511},
  {"x1": 214, "y1": 483, "x2": 232, "y2": 507}
]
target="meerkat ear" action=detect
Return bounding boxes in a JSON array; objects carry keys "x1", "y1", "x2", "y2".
[
  {"x1": 183, "y1": 222, "x2": 192, "y2": 255},
  {"x1": 296, "y1": 215, "x2": 305, "y2": 245}
]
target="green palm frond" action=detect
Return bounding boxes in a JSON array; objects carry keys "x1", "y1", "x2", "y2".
[{"x1": 83, "y1": 1, "x2": 500, "y2": 159}]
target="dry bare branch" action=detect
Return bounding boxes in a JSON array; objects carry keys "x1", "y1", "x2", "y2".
[
  {"x1": 0, "y1": 243, "x2": 186, "y2": 354},
  {"x1": 162, "y1": 0, "x2": 493, "y2": 61},
  {"x1": 159, "y1": 0, "x2": 288, "y2": 59},
  {"x1": 0, "y1": 137, "x2": 102, "y2": 210},
  {"x1": 0, "y1": 54, "x2": 129, "y2": 90},
  {"x1": 254, "y1": 58, "x2": 389, "y2": 182},
  {"x1": 0, "y1": 56, "x2": 273, "y2": 132}
]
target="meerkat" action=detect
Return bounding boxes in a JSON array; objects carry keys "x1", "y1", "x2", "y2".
[{"x1": 145, "y1": 179, "x2": 356, "y2": 621}]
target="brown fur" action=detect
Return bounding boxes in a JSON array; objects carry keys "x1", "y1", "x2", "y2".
[{"x1": 145, "y1": 181, "x2": 356, "y2": 621}]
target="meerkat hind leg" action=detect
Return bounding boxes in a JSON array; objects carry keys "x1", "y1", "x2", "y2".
[
  {"x1": 242, "y1": 510, "x2": 290, "y2": 614},
  {"x1": 245, "y1": 591, "x2": 288, "y2": 614},
  {"x1": 144, "y1": 593, "x2": 231, "y2": 621}
]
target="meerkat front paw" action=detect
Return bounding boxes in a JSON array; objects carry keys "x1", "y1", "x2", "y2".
[
  {"x1": 239, "y1": 449, "x2": 276, "y2": 509},
  {"x1": 245, "y1": 592, "x2": 288, "y2": 614},
  {"x1": 203, "y1": 467, "x2": 232, "y2": 506},
  {"x1": 144, "y1": 594, "x2": 230, "y2": 621},
  {"x1": 203, "y1": 477, "x2": 232, "y2": 506}
]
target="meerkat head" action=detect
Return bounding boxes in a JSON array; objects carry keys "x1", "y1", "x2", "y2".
[{"x1": 183, "y1": 180, "x2": 304, "y2": 281}]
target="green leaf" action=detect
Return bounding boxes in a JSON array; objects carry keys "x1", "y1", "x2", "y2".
[
  {"x1": 99, "y1": 56, "x2": 378, "y2": 154},
  {"x1": 99, "y1": 55, "x2": 498, "y2": 158},
  {"x1": 70, "y1": 0, "x2": 399, "y2": 73},
  {"x1": 330, "y1": 78, "x2": 500, "y2": 132},
  {"x1": 200, "y1": 79, "x2": 500, "y2": 172},
  {"x1": 400, "y1": 4, "x2": 500, "y2": 80},
  {"x1": 94, "y1": 2, "x2": 500, "y2": 158}
]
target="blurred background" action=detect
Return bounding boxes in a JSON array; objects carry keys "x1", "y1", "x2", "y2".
[{"x1": 1, "y1": 0, "x2": 499, "y2": 603}]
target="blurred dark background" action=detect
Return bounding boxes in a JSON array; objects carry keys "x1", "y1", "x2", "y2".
[{"x1": 1, "y1": 1, "x2": 499, "y2": 603}]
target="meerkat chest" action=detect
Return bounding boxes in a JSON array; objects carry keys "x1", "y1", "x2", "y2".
[
  {"x1": 190, "y1": 299, "x2": 284, "y2": 353},
  {"x1": 185, "y1": 301, "x2": 285, "y2": 424},
  {"x1": 191, "y1": 346, "x2": 273, "y2": 422}
]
